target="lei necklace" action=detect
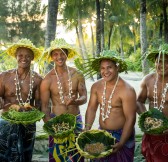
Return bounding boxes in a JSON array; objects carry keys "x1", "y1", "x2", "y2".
[
  {"x1": 153, "y1": 75, "x2": 168, "y2": 110},
  {"x1": 54, "y1": 65, "x2": 73, "y2": 104},
  {"x1": 14, "y1": 69, "x2": 34, "y2": 106},
  {"x1": 101, "y1": 75, "x2": 119, "y2": 121}
]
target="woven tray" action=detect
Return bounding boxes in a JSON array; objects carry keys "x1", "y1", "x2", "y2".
[
  {"x1": 43, "y1": 113, "x2": 76, "y2": 139},
  {"x1": 75, "y1": 129, "x2": 115, "y2": 159}
]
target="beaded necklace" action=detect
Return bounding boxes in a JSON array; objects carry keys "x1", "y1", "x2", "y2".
[
  {"x1": 101, "y1": 75, "x2": 119, "y2": 121},
  {"x1": 153, "y1": 53, "x2": 168, "y2": 110},
  {"x1": 153, "y1": 75, "x2": 168, "y2": 110},
  {"x1": 54, "y1": 65, "x2": 73, "y2": 104},
  {"x1": 14, "y1": 69, "x2": 34, "y2": 106}
]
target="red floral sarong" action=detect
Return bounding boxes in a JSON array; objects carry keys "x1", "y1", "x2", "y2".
[{"x1": 142, "y1": 133, "x2": 168, "y2": 162}]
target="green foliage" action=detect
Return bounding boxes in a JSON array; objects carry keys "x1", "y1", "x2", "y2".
[
  {"x1": 0, "y1": 51, "x2": 17, "y2": 72},
  {"x1": 74, "y1": 58, "x2": 84, "y2": 72},
  {"x1": 0, "y1": 0, "x2": 45, "y2": 46},
  {"x1": 125, "y1": 48, "x2": 142, "y2": 71}
]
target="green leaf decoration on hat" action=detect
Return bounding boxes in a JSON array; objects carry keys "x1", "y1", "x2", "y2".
[
  {"x1": 43, "y1": 38, "x2": 78, "y2": 62},
  {"x1": 82, "y1": 50, "x2": 127, "y2": 77},
  {"x1": 146, "y1": 44, "x2": 168, "y2": 62},
  {"x1": 6, "y1": 38, "x2": 41, "y2": 61}
]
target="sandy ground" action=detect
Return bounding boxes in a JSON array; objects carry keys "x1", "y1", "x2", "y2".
[{"x1": 36, "y1": 71, "x2": 144, "y2": 136}]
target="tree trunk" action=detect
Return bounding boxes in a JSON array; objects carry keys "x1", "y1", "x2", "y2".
[
  {"x1": 96, "y1": 0, "x2": 101, "y2": 79},
  {"x1": 96, "y1": 0, "x2": 101, "y2": 56},
  {"x1": 108, "y1": 25, "x2": 113, "y2": 50},
  {"x1": 78, "y1": 11, "x2": 94, "y2": 81},
  {"x1": 119, "y1": 27, "x2": 124, "y2": 59},
  {"x1": 90, "y1": 22, "x2": 95, "y2": 58},
  {"x1": 140, "y1": 0, "x2": 149, "y2": 75},
  {"x1": 101, "y1": 0, "x2": 105, "y2": 51},
  {"x1": 45, "y1": 0, "x2": 59, "y2": 49},
  {"x1": 76, "y1": 25, "x2": 84, "y2": 59},
  {"x1": 159, "y1": 13, "x2": 163, "y2": 39},
  {"x1": 163, "y1": 0, "x2": 168, "y2": 43}
]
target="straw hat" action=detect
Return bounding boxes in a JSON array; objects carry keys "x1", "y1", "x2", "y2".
[
  {"x1": 43, "y1": 38, "x2": 78, "y2": 62},
  {"x1": 6, "y1": 38, "x2": 41, "y2": 61},
  {"x1": 83, "y1": 50, "x2": 127, "y2": 77},
  {"x1": 146, "y1": 44, "x2": 168, "y2": 62}
]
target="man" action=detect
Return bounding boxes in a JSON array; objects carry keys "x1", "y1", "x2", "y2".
[
  {"x1": 40, "y1": 38, "x2": 87, "y2": 162},
  {"x1": 137, "y1": 44, "x2": 168, "y2": 162},
  {"x1": 0, "y1": 38, "x2": 42, "y2": 162},
  {"x1": 85, "y1": 50, "x2": 136, "y2": 162}
]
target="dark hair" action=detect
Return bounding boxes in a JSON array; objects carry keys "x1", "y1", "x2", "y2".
[
  {"x1": 61, "y1": 48, "x2": 68, "y2": 55},
  {"x1": 15, "y1": 47, "x2": 34, "y2": 59},
  {"x1": 50, "y1": 48, "x2": 68, "y2": 56}
]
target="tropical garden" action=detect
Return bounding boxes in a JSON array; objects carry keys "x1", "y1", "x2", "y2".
[
  {"x1": 0, "y1": 0, "x2": 168, "y2": 76},
  {"x1": 0, "y1": 0, "x2": 168, "y2": 161}
]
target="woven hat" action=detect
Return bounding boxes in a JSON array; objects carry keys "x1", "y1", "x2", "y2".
[
  {"x1": 6, "y1": 38, "x2": 41, "y2": 61},
  {"x1": 83, "y1": 50, "x2": 127, "y2": 77},
  {"x1": 43, "y1": 38, "x2": 78, "y2": 62},
  {"x1": 146, "y1": 44, "x2": 168, "y2": 62}
]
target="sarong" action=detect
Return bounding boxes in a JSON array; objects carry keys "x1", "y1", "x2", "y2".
[
  {"x1": 0, "y1": 118, "x2": 36, "y2": 162},
  {"x1": 91, "y1": 129, "x2": 135, "y2": 162},
  {"x1": 49, "y1": 113, "x2": 84, "y2": 162},
  {"x1": 142, "y1": 133, "x2": 168, "y2": 162}
]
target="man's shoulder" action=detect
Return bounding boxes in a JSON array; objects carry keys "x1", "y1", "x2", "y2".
[
  {"x1": 118, "y1": 78, "x2": 136, "y2": 95},
  {"x1": 0, "y1": 69, "x2": 15, "y2": 76},
  {"x1": 70, "y1": 67, "x2": 84, "y2": 78},
  {"x1": 92, "y1": 79, "x2": 103, "y2": 88},
  {"x1": 32, "y1": 71, "x2": 43, "y2": 80},
  {"x1": 142, "y1": 73, "x2": 155, "y2": 83}
]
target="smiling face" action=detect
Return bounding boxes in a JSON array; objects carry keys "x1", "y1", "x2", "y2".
[
  {"x1": 155, "y1": 54, "x2": 168, "y2": 76},
  {"x1": 51, "y1": 48, "x2": 68, "y2": 67},
  {"x1": 15, "y1": 47, "x2": 34, "y2": 68},
  {"x1": 100, "y1": 59, "x2": 119, "y2": 82}
]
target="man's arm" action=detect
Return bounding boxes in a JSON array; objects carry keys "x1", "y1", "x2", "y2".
[
  {"x1": 76, "y1": 72, "x2": 87, "y2": 105},
  {"x1": 34, "y1": 74, "x2": 42, "y2": 110},
  {"x1": 65, "y1": 71, "x2": 87, "y2": 106},
  {"x1": 85, "y1": 84, "x2": 99, "y2": 130},
  {"x1": 40, "y1": 77, "x2": 51, "y2": 122},
  {"x1": 112, "y1": 86, "x2": 136, "y2": 153},
  {"x1": 137, "y1": 77, "x2": 148, "y2": 114}
]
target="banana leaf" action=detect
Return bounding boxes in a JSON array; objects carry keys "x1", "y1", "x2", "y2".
[
  {"x1": 43, "y1": 113, "x2": 76, "y2": 139},
  {"x1": 75, "y1": 129, "x2": 115, "y2": 159},
  {"x1": 138, "y1": 108, "x2": 168, "y2": 135},
  {"x1": 1, "y1": 109, "x2": 45, "y2": 125}
]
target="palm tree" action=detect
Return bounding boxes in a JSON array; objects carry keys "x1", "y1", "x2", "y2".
[
  {"x1": 45, "y1": 0, "x2": 59, "y2": 49},
  {"x1": 140, "y1": 0, "x2": 149, "y2": 75}
]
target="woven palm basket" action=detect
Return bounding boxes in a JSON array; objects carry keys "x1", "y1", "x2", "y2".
[
  {"x1": 75, "y1": 129, "x2": 115, "y2": 159},
  {"x1": 43, "y1": 113, "x2": 76, "y2": 139},
  {"x1": 1, "y1": 108, "x2": 45, "y2": 125},
  {"x1": 138, "y1": 108, "x2": 168, "y2": 135}
]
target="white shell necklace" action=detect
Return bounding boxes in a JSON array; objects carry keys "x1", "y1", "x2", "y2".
[
  {"x1": 153, "y1": 75, "x2": 168, "y2": 110},
  {"x1": 101, "y1": 75, "x2": 119, "y2": 121},
  {"x1": 14, "y1": 69, "x2": 34, "y2": 106},
  {"x1": 54, "y1": 65, "x2": 73, "y2": 104}
]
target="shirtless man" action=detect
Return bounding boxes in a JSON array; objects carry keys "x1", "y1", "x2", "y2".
[
  {"x1": 0, "y1": 39, "x2": 42, "y2": 162},
  {"x1": 40, "y1": 38, "x2": 87, "y2": 162},
  {"x1": 137, "y1": 44, "x2": 168, "y2": 162},
  {"x1": 85, "y1": 50, "x2": 136, "y2": 162}
]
